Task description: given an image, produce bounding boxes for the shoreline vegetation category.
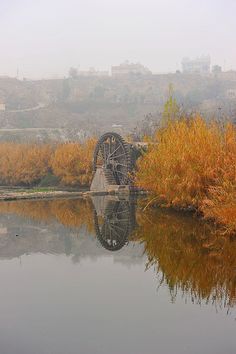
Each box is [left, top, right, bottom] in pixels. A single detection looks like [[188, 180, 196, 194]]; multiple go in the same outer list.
[[0, 197, 235, 307], [0, 138, 96, 187], [0, 93, 235, 235], [0, 188, 86, 201], [136, 116, 236, 236]]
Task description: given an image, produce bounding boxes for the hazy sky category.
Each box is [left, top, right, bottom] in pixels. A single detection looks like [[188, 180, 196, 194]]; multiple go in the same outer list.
[[1, 0, 235, 78]]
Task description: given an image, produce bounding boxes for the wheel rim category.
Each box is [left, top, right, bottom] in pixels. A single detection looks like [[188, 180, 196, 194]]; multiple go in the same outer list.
[[93, 132, 131, 185], [94, 200, 131, 251]]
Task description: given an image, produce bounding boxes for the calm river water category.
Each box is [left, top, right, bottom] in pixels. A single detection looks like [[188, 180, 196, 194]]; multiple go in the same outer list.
[[0, 196, 235, 354]]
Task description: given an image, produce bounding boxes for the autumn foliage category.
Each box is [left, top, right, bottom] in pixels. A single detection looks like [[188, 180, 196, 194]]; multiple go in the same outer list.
[[0, 143, 53, 185], [51, 139, 96, 186], [0, 195, 235, 307], [0, 138, 95, 186], [134, 207, 236, 307], [136, 116, 236, 235]]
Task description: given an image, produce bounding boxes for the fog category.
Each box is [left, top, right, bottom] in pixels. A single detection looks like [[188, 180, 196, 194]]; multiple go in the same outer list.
[[0, 0, 235, 78]]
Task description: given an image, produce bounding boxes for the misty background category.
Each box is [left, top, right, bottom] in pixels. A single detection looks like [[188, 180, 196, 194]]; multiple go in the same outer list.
[[0, 0, 235, 142], [1, 0, 236, 78]]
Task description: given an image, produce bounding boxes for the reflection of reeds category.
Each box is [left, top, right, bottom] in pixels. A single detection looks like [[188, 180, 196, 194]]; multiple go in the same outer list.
[[1, 197, 236, 308], [134, 207, 236, 308], [50, 199, 94, 232], [0, 201, 52, 222], [0, 199, 94, 233]]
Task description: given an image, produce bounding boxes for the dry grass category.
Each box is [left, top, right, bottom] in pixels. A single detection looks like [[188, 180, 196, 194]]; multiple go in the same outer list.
[[51, 138, 96, 186], [0, 143, 53, 185], [136, 116, 236, 235], [0, 138, 96, 186]]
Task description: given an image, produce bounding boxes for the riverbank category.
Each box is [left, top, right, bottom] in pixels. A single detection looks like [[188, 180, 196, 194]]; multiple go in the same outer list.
[[0, 186, 143, 201], [136, 117, 236, 236], [0, 188, 86, 201]]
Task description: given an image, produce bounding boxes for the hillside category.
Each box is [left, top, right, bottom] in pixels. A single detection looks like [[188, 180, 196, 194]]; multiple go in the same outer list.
[[0, 72, 235, 141]]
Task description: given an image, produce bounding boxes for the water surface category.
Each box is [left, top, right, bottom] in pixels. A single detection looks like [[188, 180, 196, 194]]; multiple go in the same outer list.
[[0, 197, 235, 354]]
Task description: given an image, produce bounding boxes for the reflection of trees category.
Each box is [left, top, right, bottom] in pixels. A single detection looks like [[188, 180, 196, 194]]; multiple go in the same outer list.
[[0, 199, 94, 232], [134, 207, 236, 308], [1, 198, 236, 308], [50, 199, 93, 232], [0, 198, 142, 264]]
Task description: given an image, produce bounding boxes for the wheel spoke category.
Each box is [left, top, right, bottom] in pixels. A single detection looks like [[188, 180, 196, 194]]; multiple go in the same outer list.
[[116, 170, 128, 176], [108, 224, 123, 238], [112, 210, 128, 215], [109, 223, 127, 232], [103, 143, 107, 164], [113, 153, 126, 159], [109, 144, 121, 158], [116, 162, 128, 167]]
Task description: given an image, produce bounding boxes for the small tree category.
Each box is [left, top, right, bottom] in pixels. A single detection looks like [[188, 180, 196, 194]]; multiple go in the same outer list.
[[162, 84, 180, 125]]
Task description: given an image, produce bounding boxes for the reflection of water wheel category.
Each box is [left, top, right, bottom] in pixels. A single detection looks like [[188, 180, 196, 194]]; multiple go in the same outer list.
[[93, 132, 131, 185], [94, 200, 134, 251]]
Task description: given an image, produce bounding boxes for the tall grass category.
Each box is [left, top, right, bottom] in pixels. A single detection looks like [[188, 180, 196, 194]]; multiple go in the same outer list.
[[0, 139, 95, 186], [136, 116, 236, 235], [0, 143, 53, 185], [51, 138, 96, 186]]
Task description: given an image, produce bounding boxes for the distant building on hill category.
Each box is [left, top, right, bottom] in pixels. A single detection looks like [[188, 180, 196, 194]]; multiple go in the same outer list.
[[226, 88, 236, 99], [182, 56, 211, 74], [111, 61, 152, 76], [212, 65, 222, 74], [218, 70, 236, 81], [78, 68, 109, 77]]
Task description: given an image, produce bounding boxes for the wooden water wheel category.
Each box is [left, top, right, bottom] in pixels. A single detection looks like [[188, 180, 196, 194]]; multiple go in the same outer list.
[[94, 198, 135, 251], [93, 132, 132, 185]]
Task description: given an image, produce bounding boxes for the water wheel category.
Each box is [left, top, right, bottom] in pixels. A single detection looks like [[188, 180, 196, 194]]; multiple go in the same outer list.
[[94, 199, 134, 251], [93, 132, 132, 185]]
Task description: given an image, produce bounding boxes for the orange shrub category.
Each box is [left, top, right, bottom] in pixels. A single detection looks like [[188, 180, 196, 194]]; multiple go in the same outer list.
[[51, 138, 96, 186], [0, 139, 96, 187], [0, 143, 53, 185], [136, 117, 236, 234], [202, 184, 236, 234]]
